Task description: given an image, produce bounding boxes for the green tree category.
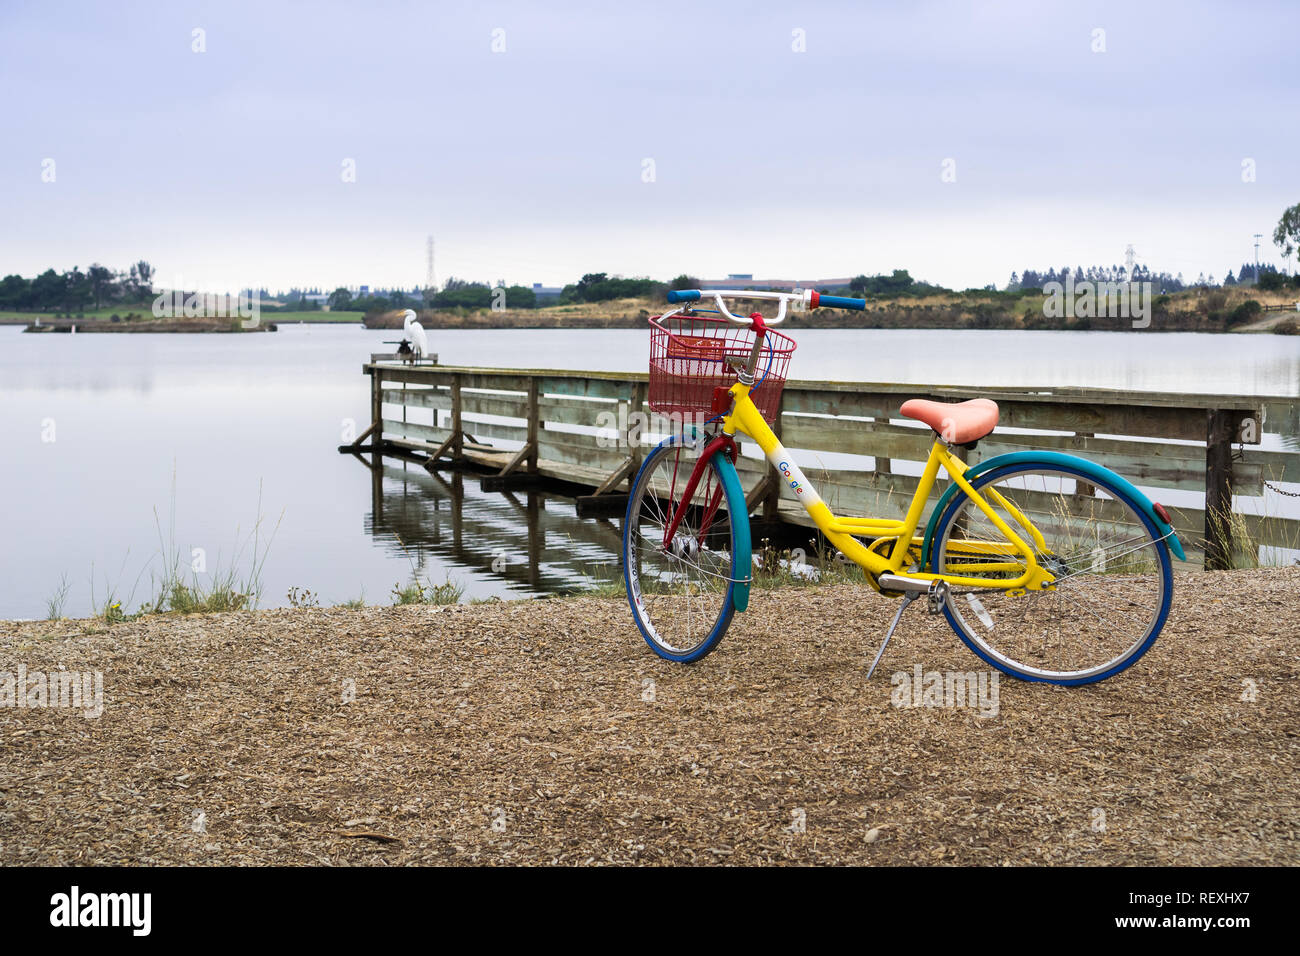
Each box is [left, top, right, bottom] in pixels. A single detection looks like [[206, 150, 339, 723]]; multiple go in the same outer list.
[[1258, 270, 1287, 292], [567, 272, 663, 303], [0, 274, 31, 310], [502, 285, 537, 309], [432, 278, 493, 309], [362, 296, 391, 314], [124, 262, 154, 302], [327, 287, 353, 311], [1274, 203, 1300, 274], [848, 270, 916, 296], [87, 264, 115, 310], [134, 260, 153, 295], [63, 267, 92, 313], [30, 269, 65, 310]]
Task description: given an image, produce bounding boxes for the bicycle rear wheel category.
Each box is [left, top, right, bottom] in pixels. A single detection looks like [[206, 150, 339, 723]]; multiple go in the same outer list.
[[930, 462, 1173, 685], [623, 437, 743, 663]]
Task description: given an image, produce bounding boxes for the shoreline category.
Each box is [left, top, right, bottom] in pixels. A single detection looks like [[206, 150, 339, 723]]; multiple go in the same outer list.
[[3, 570, 1296, 865], [21, 320, 277, 333]]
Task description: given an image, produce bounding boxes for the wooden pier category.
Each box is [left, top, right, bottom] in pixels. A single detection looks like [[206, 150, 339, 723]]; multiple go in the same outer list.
[[341, 360, 1300, 569]]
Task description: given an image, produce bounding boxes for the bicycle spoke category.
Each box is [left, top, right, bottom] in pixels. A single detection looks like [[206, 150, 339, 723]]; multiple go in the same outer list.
[[626, 441, 736, 656], [936, 466, 1171, 681]]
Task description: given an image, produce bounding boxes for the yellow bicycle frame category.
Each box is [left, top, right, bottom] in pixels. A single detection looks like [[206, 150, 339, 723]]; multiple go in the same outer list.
[[722, 381, 1057, 592]]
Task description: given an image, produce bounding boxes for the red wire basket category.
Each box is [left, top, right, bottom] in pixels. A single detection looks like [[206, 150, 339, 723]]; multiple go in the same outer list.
[[648, 312, 796, 424]]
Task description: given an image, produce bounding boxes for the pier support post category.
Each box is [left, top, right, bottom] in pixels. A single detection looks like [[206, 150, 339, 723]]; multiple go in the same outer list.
[[528, 377, 540, 474], [1073, 433, 1096, 497], [630, 381, 645, 472], [451, 375, 464, 460], [762, 393, 785, 519], [874, 415, 892, 476], [1205, 409, 1235, 570], [339, 368, 383, 454]]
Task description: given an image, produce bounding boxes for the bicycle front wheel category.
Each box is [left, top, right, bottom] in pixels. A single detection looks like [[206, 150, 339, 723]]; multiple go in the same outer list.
[[623, 437, 743, 663], [930, 463, 1173, 685]]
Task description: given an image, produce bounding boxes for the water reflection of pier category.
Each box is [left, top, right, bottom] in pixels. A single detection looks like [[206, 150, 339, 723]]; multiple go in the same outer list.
[[362, 457, 624, 594]]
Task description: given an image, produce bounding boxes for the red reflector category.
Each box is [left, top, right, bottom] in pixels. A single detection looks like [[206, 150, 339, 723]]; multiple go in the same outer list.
[[1153, 502, 1171, 524], [711, 387, 732, 415]]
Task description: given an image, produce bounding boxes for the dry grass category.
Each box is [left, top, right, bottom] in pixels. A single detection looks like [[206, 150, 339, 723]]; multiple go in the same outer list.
[[1, 567, 1297, 866]]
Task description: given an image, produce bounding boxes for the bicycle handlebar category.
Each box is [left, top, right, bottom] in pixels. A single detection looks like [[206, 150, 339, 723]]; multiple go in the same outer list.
[[665, 288, 866, 325], [814, 293, 867, 311]]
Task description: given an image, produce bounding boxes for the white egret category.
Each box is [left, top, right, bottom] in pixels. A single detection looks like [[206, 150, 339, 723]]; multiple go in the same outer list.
[[402, 309, 428, 362]]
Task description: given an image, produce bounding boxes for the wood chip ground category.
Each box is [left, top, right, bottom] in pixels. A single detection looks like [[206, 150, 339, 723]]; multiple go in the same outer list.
[[1, 568, 1296, 865]]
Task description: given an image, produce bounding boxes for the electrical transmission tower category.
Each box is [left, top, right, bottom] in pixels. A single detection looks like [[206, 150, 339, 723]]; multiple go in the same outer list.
[[425, 235, 436, 304]]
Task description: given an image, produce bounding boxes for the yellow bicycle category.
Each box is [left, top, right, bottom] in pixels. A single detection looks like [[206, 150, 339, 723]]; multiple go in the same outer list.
[[622, 288, 1185, 685]]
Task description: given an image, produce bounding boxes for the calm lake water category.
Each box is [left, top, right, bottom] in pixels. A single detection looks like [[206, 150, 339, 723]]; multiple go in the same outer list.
[[2, 322, 1298, 620]]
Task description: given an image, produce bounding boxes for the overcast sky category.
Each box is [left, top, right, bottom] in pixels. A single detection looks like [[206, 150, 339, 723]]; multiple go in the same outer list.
[[1, 0, 1295, 293]]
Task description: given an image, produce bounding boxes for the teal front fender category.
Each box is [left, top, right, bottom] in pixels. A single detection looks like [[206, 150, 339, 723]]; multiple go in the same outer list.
[[921, 450, 1187, 569], [712, 450, 753, 612]]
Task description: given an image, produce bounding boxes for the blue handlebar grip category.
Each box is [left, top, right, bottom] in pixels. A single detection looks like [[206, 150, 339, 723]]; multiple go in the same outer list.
[[666, 289, 701, 303], [817, 294, 866, 311]]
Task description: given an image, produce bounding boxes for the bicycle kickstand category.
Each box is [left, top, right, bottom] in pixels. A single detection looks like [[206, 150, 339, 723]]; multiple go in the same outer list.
[[867, 591, 919, 679]]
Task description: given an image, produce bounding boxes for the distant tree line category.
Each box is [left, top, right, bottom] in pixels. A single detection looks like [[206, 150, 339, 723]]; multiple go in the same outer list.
[[1005, 262, 1298, 294], [11, 203, 1299, 321], [433, 278, 537, 310], [558, 273, 665, 304], [334, 273, 675, 314], [0, 261, 154, 314], [844, 270, 945, 297], [1004, 204, 1300, 295], [1009, 264, 1185, 293], [1227, 262, 1297, 291]]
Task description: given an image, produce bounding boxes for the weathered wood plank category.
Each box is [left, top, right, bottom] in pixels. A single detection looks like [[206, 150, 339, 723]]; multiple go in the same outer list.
[[535, 458, 634, 487], [1240, 446, 1300, 484], [384, 435, 497, 457], [537, 376, 637, 401], [536, 432, 635, 472], [381, 387, 450, 410], [460, 393, 530, 418], [381, 418, 449, 444], [460, 419, 528, 443], [781, 415, 934, 462], [537, 395, 620, 427], [780, 387, 1261, 443], [375, 366, 535, 392], [363, 363, 1298, 558]]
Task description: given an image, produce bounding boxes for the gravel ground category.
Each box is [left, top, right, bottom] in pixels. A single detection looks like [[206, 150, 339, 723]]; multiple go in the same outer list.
[[1, 568, 1297, 866]]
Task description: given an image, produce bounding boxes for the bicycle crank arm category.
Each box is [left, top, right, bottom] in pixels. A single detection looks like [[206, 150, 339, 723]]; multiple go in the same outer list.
[[877, 576, 951, 614], [876, 574, 942, 593]]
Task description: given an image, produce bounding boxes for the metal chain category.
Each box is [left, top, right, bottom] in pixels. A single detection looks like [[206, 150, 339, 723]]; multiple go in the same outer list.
[[1236, 440, 1299, 496], [1264, 479, 1300, 497]]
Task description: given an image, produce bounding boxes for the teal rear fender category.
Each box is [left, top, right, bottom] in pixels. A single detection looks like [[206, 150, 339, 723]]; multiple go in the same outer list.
[[921, 450, 1187, 568], [712, 450, 753, 612]]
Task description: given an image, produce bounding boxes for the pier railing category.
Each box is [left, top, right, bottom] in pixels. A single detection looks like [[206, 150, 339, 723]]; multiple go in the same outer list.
[[343, 361, 1300, 569]]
